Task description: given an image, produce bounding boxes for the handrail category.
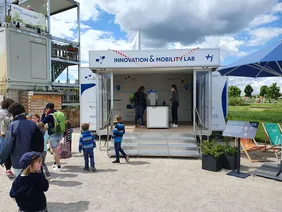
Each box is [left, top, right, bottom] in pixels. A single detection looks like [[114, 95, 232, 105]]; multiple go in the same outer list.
[[105, 108, 113, 153], [195, 108, 203, 157], [98, 107, 113, 151], [195, 108, 203, 128]]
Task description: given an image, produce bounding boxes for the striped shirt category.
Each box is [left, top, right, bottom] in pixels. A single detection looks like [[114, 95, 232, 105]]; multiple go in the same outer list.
[[79, 131, 96, 151]]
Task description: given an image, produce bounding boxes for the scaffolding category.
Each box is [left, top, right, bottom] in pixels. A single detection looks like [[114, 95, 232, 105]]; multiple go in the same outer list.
[[0, 0, 80, 105]]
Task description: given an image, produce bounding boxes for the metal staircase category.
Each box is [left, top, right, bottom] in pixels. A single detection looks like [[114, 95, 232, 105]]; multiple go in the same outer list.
[[108, 132, 200, 158]]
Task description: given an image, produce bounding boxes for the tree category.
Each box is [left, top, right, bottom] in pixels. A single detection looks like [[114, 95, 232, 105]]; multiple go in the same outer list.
[[266, 83, 281, 100], [259, 85, 268, 97], [244, 84, 254, 97], [228, 86, 241, 97]]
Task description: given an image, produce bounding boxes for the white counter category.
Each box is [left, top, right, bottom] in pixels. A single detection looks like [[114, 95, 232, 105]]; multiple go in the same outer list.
[[147, 106, 169, 128]]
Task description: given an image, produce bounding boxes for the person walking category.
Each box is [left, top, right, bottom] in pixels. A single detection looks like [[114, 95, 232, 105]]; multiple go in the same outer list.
[[112, 115, 129, 164], [0, 103, 37, 177], [0, 98, 15, 178], [41, 103, 65, 171], [37, 122, 51, 180], [134, 86, 147, 128], [169, 84, 179, 127]]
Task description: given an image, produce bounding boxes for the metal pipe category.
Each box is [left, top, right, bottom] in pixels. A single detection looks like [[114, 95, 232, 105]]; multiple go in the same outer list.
[[47, 0, 52, 83], [66, 66, 69, 83], [193, 69, 196, 133], [77, 3, 80, 84], [4, 0, 6, 20], [138, 28, 141, 50]]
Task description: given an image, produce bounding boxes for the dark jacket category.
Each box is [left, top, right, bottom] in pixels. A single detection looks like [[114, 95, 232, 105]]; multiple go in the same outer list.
[[10, 173, 49, 212], [41, 110, 56, 135], [134, 91, 147, 107], [0, 115, 37, 168]]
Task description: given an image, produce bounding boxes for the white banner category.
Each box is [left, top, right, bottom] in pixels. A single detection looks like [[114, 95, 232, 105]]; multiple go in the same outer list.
[[212, 72, 228, 131], [80, 68, 97, 131], [11, 4, 46, 30], [89, 48, 220, 69]]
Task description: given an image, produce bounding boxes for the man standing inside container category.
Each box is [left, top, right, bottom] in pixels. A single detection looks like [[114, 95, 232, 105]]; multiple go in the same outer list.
[[134, 86, 147, 128], [41, 103, 65, 171]]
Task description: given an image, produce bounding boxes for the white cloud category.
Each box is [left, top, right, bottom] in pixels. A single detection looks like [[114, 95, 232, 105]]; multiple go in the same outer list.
[[49, 0, 282, 85], [228, 77, 282, 95], [250, 14, 280, 28], [248, 2, 282, 28], [168, 35, 247, 62], [272, 2, 282, 13], [80, 29, 131, 63], [97, 0, 278, 47], [247, 27, 282, 46], [50, 0, 100, 40]]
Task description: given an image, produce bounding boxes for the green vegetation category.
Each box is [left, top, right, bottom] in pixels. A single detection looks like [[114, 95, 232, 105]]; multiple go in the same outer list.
[[228, 97, 247, 106], [228, 103, 282, 142], [244, 84, 254, 97], [200, 140, 224, 158], [228, 85, 241, 97]]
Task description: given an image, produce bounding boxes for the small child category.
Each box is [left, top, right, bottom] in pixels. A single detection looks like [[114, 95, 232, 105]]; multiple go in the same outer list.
[[37, 122, 51, 180], [79, 123, 96, 172], [112, 115, 129, 163], [10, 151, 49, 212], [64, 120, 73, 153]]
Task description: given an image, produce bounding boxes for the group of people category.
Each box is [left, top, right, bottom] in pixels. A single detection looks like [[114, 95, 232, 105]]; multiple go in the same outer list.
[[0, 98, 130, 211], [0, 84, 179, 211], [133, 84, 180, 127]]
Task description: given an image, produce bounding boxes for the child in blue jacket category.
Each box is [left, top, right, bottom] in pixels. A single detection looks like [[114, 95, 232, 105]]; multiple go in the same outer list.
[[79, 123, 96, 171], [112, 115, 129, 163]]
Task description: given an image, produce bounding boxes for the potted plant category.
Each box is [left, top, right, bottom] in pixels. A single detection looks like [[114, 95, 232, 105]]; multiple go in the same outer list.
[[200, 140, 224, 172], [222, 145, 237, 170]]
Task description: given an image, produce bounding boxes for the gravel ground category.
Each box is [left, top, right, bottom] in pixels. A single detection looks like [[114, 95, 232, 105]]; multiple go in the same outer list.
[[0, 129, 281, 212]]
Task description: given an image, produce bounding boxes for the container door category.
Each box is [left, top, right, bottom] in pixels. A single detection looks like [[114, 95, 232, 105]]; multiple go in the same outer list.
[[193, 70, 212, 135], [96, 73, 112, 135]]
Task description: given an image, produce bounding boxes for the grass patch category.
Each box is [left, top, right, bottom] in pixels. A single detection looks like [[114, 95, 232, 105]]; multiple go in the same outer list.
[[228, 103, 282, 143]]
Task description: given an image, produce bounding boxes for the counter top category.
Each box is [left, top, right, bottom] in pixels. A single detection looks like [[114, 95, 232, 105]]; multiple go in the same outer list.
[[147, 105, 170, 107]]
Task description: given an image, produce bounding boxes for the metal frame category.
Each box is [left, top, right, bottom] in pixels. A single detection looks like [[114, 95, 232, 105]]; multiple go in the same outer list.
[[193, 69, 213, 136]]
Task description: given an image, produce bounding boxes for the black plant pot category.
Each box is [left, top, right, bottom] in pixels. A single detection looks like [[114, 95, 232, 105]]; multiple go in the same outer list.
[[222, 153, 237, 170], [202, 155, 223, 172]]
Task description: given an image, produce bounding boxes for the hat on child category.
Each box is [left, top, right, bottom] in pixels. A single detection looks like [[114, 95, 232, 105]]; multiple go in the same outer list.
[[19, 152, 41, 170]]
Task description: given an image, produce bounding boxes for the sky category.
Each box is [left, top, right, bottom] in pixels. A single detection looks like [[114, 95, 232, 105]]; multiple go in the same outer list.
[[51, 0, 282, 95]]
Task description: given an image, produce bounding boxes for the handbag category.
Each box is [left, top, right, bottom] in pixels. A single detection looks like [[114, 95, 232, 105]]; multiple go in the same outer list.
[[58, 137, 72, 159]]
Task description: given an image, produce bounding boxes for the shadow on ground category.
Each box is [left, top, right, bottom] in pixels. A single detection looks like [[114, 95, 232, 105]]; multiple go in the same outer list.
[[46, 162, 68, 166], [128, 161, 151, 166], [49, 180, 82, 187], [49, 172, 77, 179], [95, 168, 118, 173], [62, 165, 118, 173], [48, 201, 89, 212]]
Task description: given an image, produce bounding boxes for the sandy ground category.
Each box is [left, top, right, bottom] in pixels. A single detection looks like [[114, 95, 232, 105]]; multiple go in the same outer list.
[[0, 129, 281, 212]]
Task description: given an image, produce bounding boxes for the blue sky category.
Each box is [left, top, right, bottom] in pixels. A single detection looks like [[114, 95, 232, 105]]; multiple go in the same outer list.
[[52, 0, 282, 94]]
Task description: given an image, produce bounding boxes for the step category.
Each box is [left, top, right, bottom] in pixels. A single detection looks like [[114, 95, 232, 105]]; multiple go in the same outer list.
[[108, 142, 198, 149], [168, 150, 200, 157], [106, 131, 199, 158], [108, 150, 200, 158], [123, 133, 195, 139]]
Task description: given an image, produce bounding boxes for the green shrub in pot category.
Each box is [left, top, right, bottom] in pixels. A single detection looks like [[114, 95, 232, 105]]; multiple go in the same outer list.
[[200, 140, 224, 172]]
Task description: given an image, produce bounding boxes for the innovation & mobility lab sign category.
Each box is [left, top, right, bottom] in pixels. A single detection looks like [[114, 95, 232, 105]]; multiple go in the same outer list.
[[89, 48, 220, 68]]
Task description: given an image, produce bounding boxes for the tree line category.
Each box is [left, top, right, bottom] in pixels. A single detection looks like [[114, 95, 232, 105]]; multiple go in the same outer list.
[[228, 83, 281, 100]]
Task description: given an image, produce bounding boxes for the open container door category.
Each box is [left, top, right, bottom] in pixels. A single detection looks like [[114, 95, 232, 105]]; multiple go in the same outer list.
[[96, 73, 113, 136], [193, 70, 212, 136]]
